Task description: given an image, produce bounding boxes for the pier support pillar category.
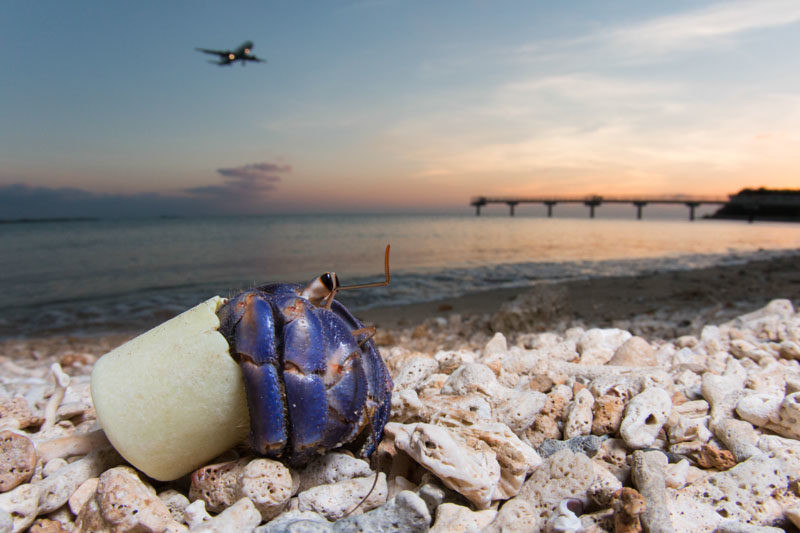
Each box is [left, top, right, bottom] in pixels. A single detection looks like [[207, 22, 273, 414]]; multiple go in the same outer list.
[[584, 199, 602, 218], [634, 201, 647, 220], [507, 201, 518, 216], [685, 202, 700, 221], [471, 197, 487, 216], [545, 201, 556, 218]]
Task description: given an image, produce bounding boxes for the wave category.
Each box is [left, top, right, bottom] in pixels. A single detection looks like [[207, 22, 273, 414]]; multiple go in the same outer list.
[[1, 247, 797, 339]]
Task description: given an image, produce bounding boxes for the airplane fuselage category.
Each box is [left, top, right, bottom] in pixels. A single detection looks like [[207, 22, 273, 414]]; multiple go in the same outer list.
[[196, 40, 265, 66]]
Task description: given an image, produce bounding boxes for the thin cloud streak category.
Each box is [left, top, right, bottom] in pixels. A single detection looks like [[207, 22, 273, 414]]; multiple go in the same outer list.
[[185, 162, 291, 198], [604, 0, 800, 54], [506, 0, 800, 64]]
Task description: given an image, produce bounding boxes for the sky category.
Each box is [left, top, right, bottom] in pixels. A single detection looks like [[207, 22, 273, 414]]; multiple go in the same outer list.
[[2, 0, 800, 218]]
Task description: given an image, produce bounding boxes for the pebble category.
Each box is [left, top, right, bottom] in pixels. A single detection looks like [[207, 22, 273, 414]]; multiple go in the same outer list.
[[183, 499, 211, 529], [716, 522, 787, 533], [74, 466, 182, 532], [692, 442, 737, 470], [1, 298, 800, 532], [392, 356, 438, 391], [296, 452, 372, 492], [0, 431, 36, 492], [430, 502, 496, 533], [591, 394, 625, 435], [297, 472, 388, 520], [386, 422, 500, 508], [620, 387, 672, 449], [29, 517, 70, 532], [191, 497, 261, 533], [608, 336, 657, 367], [563, 387, 594, 438], [631, 450, 673, 533], [67, 477, 97, 515], [493, 389, 546, 433], [612, 487, 646, 533], [189, 458, 249, 512], [255, 510, 330, 533], [0, 397, 43, 431], [35, 447, 121, 514], [486, 449, 596, 532], [0, 483, 41, 532], [537, 435, 607, 458], [577, 328, 632, 365], [158, 489, 190, 524], [587, 460, 622, 507], [332, 490, 430, 532], [239, 458, 293, 521]]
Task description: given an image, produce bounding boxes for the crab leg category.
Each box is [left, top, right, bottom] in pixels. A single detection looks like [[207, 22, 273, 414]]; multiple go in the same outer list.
[[227, 292, 289, 456], [350, 326, 377, 348]]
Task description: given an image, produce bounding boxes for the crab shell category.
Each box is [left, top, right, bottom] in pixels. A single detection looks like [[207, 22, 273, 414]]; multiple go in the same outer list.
[[216, 282, 393, 466]]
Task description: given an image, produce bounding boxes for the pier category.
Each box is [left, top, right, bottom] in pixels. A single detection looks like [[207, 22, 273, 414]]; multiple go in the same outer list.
[[470, 195, 727, 220]]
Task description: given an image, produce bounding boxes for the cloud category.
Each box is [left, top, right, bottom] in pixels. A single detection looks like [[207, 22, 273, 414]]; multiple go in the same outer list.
[[186, 162, 291, 198], [387, 71, 800, 194], [217, 162, 291, 180], [0, 161, 293, 219], [603, 0, 800, 55], [508, 0, 800, 64]]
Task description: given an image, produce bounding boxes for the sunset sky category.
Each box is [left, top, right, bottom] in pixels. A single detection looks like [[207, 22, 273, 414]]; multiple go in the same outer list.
[[2, 0, 799, 217]]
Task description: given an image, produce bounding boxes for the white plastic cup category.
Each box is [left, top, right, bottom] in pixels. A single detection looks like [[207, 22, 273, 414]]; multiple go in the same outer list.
[[91, 296, 250, 480]]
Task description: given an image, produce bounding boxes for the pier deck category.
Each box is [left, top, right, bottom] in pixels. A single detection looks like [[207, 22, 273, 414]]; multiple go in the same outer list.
[[469, 195, 727, 220]]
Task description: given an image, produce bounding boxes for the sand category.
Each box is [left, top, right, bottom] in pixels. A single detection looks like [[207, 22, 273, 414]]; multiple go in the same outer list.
[[367, 253, 800, 333]]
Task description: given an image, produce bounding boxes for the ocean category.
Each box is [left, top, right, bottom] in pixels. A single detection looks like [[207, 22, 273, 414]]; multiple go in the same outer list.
[[2, 214, 799, 338]]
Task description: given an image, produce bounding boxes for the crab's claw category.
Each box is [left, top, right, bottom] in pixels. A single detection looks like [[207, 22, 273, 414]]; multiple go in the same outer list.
[[218, 292, 288, 456]]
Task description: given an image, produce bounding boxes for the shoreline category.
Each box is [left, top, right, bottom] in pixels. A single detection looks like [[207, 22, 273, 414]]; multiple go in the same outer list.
[[365, 252, 800, 332], [1, 251, 798, 361]]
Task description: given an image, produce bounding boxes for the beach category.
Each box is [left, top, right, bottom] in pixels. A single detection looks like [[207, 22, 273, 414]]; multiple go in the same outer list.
[[369, 252, 800, 337], [3, 252, 799, 362], [1, 252, 800, 531]]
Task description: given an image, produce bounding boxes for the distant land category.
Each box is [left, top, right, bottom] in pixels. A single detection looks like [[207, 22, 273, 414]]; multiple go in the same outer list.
[[0, 217, 100, 224], [708, 188, 800, 222]]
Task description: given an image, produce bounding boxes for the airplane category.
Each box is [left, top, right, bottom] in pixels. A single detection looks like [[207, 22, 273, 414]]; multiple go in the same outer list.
[[195, 41, 266, 66]]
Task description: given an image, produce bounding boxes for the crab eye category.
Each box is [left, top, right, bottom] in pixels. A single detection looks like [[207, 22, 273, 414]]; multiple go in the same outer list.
[[320, 272, 338, 292]]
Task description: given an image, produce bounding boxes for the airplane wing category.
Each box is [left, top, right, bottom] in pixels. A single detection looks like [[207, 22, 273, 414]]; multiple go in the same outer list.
[[195, 47, 228, 57], [244, 55, 267, 63]]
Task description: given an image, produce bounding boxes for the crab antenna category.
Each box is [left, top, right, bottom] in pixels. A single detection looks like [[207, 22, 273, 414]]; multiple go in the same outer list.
[[336, 244, 391, 292]]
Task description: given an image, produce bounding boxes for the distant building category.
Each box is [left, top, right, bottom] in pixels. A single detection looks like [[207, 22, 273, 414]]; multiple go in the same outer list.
[[708, 188, 800, 222]]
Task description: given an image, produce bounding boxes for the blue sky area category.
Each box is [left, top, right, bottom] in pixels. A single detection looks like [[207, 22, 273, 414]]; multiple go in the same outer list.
[[2, 1, 799, 217]]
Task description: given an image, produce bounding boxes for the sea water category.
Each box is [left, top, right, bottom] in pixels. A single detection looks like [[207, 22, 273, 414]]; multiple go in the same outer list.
[[1, 213, 799, 338]]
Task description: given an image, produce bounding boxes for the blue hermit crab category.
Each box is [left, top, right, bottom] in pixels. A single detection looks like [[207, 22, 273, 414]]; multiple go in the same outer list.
[[216, 246, 393, 466]]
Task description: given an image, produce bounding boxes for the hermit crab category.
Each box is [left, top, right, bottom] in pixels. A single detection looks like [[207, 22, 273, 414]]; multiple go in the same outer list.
[[216, 245, 393, 466], [91, 246, 394, 481]]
